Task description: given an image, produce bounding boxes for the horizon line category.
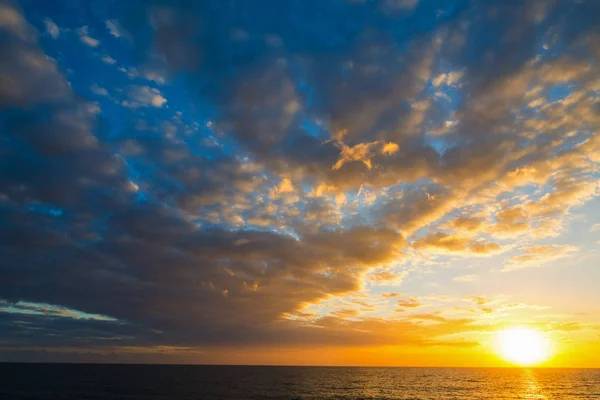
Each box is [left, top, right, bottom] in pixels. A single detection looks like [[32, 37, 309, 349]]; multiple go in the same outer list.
[[1, 361, 598, 369]]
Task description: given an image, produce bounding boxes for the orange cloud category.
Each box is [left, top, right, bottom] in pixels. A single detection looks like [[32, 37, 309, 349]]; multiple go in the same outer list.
[[502, 244, 579, 271], [412, 232, 501, 255]]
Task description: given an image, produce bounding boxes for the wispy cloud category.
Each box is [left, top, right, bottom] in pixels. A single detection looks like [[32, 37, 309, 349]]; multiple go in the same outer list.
[[502, 245, 579, 272], [90, 83, 108, 96], [101, 55, 117, 64], [106, 20, 123, 38], [78, 26, 99, 47], [122, 85, 167, 108], [43, 18, 59, 38]]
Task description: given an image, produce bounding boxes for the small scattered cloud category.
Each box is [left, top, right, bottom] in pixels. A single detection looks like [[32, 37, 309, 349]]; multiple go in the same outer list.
[[123, 86, 167, 108], [269, 177, 295, 199], [382, 142, 399, 155], [43, 18, 59, 38], [368, 270, 407, 284], [464, 296, 491, 306], [78, 26, 100, 47], [432, 70, 463, 87], [381, 292, 403, 298], [332, 141, 379, 171], [90, 83, 108, 96], [143, 71, 166, 85], [395, 296, 421, 311], [101, 55, 117, 65], [106, 20, 123, 38]]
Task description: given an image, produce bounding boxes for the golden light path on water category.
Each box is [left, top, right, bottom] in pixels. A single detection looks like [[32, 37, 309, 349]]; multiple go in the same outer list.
[[520, 369, 547, 400]]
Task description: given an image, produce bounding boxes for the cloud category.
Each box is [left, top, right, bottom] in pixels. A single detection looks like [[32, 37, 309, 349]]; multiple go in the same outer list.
[[464, 296, 491, 306], [269, 177, 295, 198], [1, 0, 600, 360], [381, 292, 402, 298], [0, 7, 70, 106], [1, 301, 116, 321], [78, 26, 99, 47], [502, 245, 579, 272], [431, 70, 463, 87], [90, 84, 108, 96], [396, 296, 421, 310], [368, 270, 407, 284], [142, 71, 166, 85], [123, 86, 167, 108], [43, 18, 59, 38], [332, 141, 379, 171], [106, 20, 123, 38], [443, 217, 485, 232], [382, 142, 400, 155], [0, 1, 33, 41], [101, 55, 117, 64], [332, 309, 360, 319], [413, 232, 501, 255]]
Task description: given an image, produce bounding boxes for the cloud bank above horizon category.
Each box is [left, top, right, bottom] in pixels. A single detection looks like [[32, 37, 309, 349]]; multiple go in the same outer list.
[[1, 0, 600, 365]]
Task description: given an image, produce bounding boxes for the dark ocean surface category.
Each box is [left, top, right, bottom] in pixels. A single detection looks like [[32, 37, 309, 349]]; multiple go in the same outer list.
[[0, 363, 598, 399]]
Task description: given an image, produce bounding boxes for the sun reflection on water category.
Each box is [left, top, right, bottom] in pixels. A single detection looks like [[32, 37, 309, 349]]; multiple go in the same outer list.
[[520, 369, 547, 400]]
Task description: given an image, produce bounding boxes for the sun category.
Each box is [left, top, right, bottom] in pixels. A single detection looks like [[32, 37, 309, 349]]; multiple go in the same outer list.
[[496, 328, 552, 366]]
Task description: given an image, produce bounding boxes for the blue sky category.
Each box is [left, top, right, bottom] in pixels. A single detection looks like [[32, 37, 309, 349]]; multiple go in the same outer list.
[[1, 0, 600, 365]]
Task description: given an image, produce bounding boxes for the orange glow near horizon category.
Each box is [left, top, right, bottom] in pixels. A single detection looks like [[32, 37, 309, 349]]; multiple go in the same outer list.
[[3, 0, 600, 370]]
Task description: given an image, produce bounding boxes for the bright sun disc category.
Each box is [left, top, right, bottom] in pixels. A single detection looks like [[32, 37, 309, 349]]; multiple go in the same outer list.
[[496, 328, 551, 366]]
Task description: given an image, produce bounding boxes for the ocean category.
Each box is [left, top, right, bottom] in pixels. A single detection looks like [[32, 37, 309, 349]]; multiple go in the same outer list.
[[0, 363, 598, 399]]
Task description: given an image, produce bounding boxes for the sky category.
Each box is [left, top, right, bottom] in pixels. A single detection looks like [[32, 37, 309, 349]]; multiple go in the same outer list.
[[1, 0, 600, 367]]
